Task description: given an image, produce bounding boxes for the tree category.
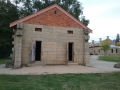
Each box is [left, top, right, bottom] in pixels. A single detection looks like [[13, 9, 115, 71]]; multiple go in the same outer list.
[[18, 0, 89, 26], [115, 34, 120, 43], [115, 34, 120, 46], [116, 42, 120, 46], [100, 40, 110, 56], [0, 1, 19, 57]]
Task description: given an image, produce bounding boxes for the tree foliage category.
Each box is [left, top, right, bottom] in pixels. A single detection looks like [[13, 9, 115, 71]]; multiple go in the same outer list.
[[116, 42, 120, 46], [0, 0, 19, 57], [100, 40, 110, 56], [115, 34, 120, 46], [115, 34, 120, 43]]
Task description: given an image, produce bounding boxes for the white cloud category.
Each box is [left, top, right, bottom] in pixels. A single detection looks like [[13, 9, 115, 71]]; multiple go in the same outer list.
[[84, 5, 111, 17], [79, 0, 120, 42], [89, 17, 120, 41]]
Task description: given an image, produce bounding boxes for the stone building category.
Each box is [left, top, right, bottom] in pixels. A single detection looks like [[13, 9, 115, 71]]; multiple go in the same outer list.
[[89, 36, 120, 55], [10, 4, 92, 68]]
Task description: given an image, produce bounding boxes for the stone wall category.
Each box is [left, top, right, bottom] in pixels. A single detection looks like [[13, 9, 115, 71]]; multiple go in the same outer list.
[[89, 37, 120, 56], [12, 23, 87, 65], [89, 47, 120, 55]]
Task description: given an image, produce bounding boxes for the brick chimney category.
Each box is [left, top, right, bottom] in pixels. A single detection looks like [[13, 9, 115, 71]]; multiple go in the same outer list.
[[107, 36, 109, 39], [99, 38, 102, 42], [92, 40, 94, 46]]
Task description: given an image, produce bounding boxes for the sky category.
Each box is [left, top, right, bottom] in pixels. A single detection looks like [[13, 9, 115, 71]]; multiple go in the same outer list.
[[79, 0, 120, 42]]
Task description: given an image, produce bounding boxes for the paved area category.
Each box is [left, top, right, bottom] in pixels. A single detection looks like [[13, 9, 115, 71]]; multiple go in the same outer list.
[[0, 55, 120, 75], [89, 55, 120, 72]]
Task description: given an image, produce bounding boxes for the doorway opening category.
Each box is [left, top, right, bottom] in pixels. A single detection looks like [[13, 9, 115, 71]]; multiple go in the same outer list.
[[68, 43, 73, 61], [35, 41, 41, 61]]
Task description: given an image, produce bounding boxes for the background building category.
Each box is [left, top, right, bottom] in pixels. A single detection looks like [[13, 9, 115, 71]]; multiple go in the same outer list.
[[89, 36, 120, 55]]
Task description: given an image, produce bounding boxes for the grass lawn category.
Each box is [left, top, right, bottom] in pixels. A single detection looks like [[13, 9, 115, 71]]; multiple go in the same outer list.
[[98, 55, 120, 62], [0, 58, 11, 65], [0, 72, 120, 90]]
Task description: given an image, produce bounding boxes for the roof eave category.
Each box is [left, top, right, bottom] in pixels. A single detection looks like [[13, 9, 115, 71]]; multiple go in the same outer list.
[[10, 4, 93, 33]]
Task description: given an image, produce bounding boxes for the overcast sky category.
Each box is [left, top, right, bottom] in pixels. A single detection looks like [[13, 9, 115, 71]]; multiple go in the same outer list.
[[79, 0, 120, 42]]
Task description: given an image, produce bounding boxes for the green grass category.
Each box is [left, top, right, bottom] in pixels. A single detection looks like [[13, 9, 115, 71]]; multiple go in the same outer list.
[[98, 56, 120, 62], [0, 58, 11, 65], [0, 73, 120, 90]]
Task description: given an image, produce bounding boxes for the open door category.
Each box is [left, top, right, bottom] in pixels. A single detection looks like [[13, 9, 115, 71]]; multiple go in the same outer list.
[[35, 41, 41, 61], [67, 43, 68, 62], [68, 42, 74, 61], [31, 40, 36, 61]]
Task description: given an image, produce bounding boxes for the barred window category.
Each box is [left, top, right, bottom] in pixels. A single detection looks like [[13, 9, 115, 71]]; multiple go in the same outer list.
[[68, 30, 73, 34], [35, 28, 42, 32]]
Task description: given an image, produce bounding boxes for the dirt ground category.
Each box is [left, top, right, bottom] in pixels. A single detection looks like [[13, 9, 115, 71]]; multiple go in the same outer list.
[[0, 55, 120, 75]]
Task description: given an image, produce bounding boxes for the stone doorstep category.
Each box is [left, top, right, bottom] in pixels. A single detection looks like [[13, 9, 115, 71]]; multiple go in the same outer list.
[[27, 61, 79, 66], [28, 61, 46, 66], [67, 61, 79, 65]]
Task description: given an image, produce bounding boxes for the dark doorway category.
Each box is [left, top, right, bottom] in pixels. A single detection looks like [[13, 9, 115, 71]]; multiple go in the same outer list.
[[35, 41, 41, 61], [111, 49, 113, 53], [68, 43, 73, 61], [116, 49, 118, 53]]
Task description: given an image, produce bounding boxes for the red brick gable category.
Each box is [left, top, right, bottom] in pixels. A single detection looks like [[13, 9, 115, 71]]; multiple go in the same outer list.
[[10, 4, 92, 33], [24, 7, 82, 28]]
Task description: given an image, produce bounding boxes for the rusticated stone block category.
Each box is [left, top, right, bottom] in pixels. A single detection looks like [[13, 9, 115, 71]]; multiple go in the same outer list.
[[5, 60, 14, 68], [114, 62, 120, 68], [14, 61, 21, 68]]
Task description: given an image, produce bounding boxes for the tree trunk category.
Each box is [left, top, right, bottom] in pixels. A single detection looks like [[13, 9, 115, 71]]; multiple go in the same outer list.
[[104, 50, 107, 56], [104, 50, 105, 56]]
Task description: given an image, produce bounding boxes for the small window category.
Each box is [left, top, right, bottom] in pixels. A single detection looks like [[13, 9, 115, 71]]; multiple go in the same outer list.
[[35, 28, 42, 32], [68, 30, 73, 34], [94, 50, 95, 53], [54, 10, 57, 14]]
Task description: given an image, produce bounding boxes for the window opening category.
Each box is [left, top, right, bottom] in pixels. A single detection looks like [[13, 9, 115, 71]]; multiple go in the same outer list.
[[68, 30, 73, 34], [35, 28, 42, 32], [111, 49, 113, 53], [54, 10, 57, 14], [99, 49, 100, 53]]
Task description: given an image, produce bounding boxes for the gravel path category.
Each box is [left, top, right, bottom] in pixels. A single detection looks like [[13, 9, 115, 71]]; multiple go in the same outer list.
[[0, 55, 120, 75], [89, 55, 120, 72]]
